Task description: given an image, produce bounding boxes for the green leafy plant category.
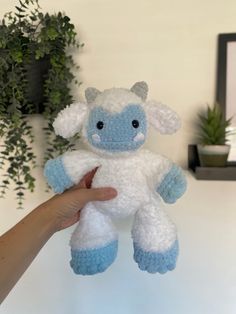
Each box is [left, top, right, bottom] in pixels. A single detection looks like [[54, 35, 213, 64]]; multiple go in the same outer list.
[[0, 0, 83, 208], [198, 104, 232, 145]]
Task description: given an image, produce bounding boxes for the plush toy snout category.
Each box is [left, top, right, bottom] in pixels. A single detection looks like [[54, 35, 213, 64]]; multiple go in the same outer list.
[[86, 104, 147, 152]]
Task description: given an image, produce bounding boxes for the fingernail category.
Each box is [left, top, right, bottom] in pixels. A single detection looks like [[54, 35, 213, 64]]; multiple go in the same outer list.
[[103, 188, 117, 198]]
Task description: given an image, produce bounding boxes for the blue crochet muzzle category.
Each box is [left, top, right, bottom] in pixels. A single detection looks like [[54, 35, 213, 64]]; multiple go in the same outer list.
[[86, 104, 147, 152]]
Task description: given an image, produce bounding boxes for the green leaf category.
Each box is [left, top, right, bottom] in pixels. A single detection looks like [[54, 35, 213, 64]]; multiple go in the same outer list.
[[29, 15, 37, 21], [15, 6, 25, 13], [15, 13, 25, 19], [19, 0, 28, 9], [46, 28, 59, 40], [35, 49, 44, 60]]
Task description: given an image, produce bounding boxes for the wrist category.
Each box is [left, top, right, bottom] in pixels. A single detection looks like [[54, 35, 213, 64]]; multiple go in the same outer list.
[[35, 201, 59, 235]]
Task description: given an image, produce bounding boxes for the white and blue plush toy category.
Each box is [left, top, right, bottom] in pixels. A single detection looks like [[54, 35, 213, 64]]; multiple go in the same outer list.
[[44, 81, 187, 275]]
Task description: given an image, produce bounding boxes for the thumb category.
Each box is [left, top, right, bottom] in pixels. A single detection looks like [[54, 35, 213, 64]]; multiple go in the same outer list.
[[72, 187, 117, 205]]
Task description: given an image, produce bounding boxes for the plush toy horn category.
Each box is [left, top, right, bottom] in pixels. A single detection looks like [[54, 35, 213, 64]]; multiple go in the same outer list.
[[85, 87, 101, 104], [131, 81, 148, 101], [53, 103, 88, 139], [146, 100, 181, 134]]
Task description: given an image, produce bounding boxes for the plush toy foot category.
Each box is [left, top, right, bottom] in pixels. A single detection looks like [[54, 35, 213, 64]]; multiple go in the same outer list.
[[70, 240, 118, 275], [133, 240, 179, 274]]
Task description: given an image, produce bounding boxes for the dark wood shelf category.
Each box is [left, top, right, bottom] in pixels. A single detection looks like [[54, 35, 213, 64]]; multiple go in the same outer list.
[[188, 145, 236, 181]]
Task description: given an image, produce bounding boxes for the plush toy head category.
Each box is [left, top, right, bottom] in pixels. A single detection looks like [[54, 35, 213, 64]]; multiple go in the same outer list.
[[53, 81, 180, 154]]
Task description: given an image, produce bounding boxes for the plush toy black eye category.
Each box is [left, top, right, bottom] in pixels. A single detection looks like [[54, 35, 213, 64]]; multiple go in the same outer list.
[[132, 120, 139, 128], [96, 121, 104, 130]]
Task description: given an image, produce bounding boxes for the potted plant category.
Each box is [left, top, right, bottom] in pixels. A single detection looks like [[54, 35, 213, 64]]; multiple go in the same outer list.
[[197, 104, 232, 167], [0, 0, 83, 208]]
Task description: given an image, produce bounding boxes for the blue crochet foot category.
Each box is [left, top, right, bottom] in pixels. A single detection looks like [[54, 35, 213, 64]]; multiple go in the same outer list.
[[70, 240, 118, 275], [133, 240, 179, 274]]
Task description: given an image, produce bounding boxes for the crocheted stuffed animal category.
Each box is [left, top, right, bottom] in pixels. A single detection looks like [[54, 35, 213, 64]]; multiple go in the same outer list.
[[44, 81, 187, 275]]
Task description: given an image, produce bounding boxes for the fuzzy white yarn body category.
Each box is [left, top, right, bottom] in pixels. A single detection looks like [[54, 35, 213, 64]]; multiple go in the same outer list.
[[64, 148, 171, 219], [63, 148, 177, 252]]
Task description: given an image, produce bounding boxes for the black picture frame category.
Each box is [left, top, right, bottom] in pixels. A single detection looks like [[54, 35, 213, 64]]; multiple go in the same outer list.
[[216, 33, 236, 116], [216, 33, 236, 162]]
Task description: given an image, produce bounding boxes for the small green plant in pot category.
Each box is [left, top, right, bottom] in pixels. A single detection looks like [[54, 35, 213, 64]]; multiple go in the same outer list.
[[197, 104, 232, 167]]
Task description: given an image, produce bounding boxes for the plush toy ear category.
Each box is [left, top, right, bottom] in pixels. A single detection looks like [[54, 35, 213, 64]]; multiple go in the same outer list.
[[53, 103, 88, 139], [146, 100, 181, 134], [130, 81, 148, 101], [85, 87, 101, 104]]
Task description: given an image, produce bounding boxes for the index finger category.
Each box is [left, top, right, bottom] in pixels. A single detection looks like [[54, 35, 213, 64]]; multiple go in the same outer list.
[[71, 168, 98, 190]]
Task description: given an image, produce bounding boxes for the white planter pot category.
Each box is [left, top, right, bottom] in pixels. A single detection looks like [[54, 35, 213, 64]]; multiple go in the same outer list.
[[197, 144, 230, 167]]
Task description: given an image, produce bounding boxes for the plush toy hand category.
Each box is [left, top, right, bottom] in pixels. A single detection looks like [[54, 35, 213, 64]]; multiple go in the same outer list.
[[157, 164, 187, 204], [44, 156, 74, 194]]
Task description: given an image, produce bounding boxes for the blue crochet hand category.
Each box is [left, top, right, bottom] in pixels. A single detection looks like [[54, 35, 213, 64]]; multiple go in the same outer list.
[[44, 157, 74, 194], [70, 240, 118, 275], [157, 164, 187, 204], [133, 240, 179, 274]]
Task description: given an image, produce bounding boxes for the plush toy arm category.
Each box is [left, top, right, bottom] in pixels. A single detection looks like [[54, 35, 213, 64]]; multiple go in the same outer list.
[[44, 150, 101, 194], [156, 164, 187, 204], [143, 150, 186, 204], [44, 156, 74, 194]]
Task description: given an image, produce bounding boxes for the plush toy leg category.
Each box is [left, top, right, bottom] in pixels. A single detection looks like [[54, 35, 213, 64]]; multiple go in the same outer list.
[[70, 203, 118, 275], [132, 197, 178, 274]]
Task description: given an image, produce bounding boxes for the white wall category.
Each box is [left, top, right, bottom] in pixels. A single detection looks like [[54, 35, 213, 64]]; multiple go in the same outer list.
[[1, 0, 236, 313]]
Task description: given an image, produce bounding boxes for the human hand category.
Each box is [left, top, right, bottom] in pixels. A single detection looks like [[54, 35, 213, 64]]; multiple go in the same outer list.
[[41, 168, 117, 232]]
